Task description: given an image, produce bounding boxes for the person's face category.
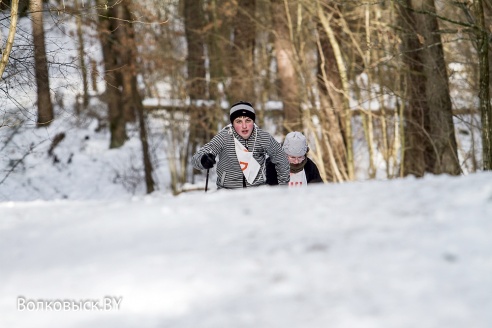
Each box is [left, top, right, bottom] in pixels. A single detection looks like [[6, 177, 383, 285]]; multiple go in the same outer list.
[[233, 116, 254, 139], [287, 155, 305, 164]]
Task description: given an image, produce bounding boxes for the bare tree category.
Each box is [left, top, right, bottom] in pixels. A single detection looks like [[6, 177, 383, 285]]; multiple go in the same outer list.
[[229, 0, 256, 101], [74, 0, 89, 109], [398, 0, 460, 176], [473, 0, 491, 169], [30, 0, 54, 126], [312, 1, 349, 182], [0, 0, 19, 78], [271, 0, 302, 133], [96, 0, 127, 148], [119, 1, 155, 193], [487, 2, 492, 110], [184, 0, 206, 100], [203, 0, 231, 103], [183, 0, 218, 185], [398, 1, 433, 177], [315, 0, 355, 180]]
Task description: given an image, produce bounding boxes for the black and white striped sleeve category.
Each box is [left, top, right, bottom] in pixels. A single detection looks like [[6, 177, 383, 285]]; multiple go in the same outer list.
[[192, 131, 227, 170]]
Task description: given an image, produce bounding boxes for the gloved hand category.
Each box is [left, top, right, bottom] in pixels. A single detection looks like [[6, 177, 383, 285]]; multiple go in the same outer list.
[[200, 153, 216, 169]]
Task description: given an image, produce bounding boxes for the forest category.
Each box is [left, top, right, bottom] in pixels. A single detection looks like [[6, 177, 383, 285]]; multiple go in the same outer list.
[[0, 0, 491, 194]]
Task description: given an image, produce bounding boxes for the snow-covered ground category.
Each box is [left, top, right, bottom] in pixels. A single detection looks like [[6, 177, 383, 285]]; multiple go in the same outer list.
[[1, 172, 492, 328]]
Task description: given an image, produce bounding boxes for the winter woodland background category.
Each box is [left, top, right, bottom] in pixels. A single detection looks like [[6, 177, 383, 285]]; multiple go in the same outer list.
[[0, 0, 491, 197]]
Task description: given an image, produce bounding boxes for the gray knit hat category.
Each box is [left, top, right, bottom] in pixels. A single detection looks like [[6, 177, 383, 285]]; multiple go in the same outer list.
[[282, 132, 308, 157], [230, 101, 256, 123]]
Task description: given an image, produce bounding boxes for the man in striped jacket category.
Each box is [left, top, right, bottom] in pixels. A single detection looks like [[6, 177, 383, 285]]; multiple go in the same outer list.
[[192, 101, 290, 189]]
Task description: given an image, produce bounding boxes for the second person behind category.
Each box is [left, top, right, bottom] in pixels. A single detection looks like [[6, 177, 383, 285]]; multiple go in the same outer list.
[[266, 131, 323, 187]]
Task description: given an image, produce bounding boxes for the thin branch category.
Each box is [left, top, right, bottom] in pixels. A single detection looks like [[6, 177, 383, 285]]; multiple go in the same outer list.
[[0, 139, 47, 185], [392, 0, 479, 30]]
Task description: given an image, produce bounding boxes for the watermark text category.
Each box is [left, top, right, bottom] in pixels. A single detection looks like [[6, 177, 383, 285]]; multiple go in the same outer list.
[[17, 296, 122, 311]]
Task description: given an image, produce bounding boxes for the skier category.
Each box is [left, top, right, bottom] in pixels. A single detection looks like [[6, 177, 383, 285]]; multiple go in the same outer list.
[[266, 131, 323, 187], [192, 101, 290, 189]]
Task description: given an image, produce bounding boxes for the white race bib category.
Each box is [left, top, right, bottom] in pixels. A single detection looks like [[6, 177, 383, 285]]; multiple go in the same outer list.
[[289, 170, 307, 187], [234, 137, 261, 184]]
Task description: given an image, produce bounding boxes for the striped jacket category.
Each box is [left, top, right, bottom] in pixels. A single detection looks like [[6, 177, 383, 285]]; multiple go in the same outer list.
[[192, 125, 290, 189]]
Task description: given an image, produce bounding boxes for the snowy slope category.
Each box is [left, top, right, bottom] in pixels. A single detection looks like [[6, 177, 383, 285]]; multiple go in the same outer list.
[[1, 172, 492, 328]]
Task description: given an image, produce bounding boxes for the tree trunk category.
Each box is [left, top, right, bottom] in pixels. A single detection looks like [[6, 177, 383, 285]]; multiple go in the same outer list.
[[484, 1, 492, 108], [75, 0, 88, 109], [412, 0, 460, 175], [474, 0, 492, 170], [204, 0, 231, 103], [121, 0, 155, 193], [184, 0, 216, 183], [184, 0, 206, 100], [30, 0, 54, 126], [202, 0, 231, 138], [136, 94, 155, 194], [399, 0, 460, 176], [271, 0, 302, 134], [0, 0, 19, 78], [113, 1, 136, 123], [399, 2, 432, 177], [229, 0, 256, 102], [96, 0, 127, 148]]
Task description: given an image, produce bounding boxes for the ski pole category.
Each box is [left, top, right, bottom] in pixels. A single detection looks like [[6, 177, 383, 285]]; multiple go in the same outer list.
[[205, 169, 210, 193]]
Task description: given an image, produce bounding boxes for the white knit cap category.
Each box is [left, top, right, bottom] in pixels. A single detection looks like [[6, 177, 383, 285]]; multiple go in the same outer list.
[[282, 132, 308, 156]]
